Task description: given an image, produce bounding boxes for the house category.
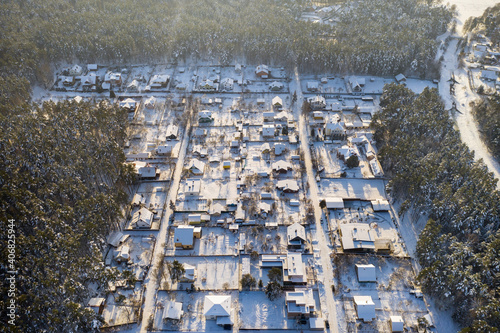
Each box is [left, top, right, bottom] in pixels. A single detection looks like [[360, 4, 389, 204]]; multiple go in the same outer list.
[[390, 316, 404, 332], [312, 111, 324, 121], [198, 79, 217, 91], [138, 165, 158, 180], [188, 158, 206, 175], [259, 201, 272, 217], [355, 264, 376, 282], [199, 110, 213, 123], [324, 197, 344, 209], [256, 98, 265, 105], [308, 95, 326, 109], [307, 81, 319, 91], [107, 231, 130, 248], [285, 289, 315, 318], [371, 199, 390, 211], [204, 295, 232, 328], [87, 64, 98, 72], [481, 69, 498, 81], [115, 244, 130, 262], [349, 77, 364, 95], [325, 122, 346, 137], [104, 71, 122, 85], [222, 161, 231, 169], [81, 75, 97, 91], [163, 301, 183, 321], [287, 223, 306, 249], [157, 143, 174, 156], [340, 223, 376, 251], [119, 98, 137, 111], [395, 73, 406, 83], [184, 179, 201, 196], [220, 78, 234, 91], [235, 63, 242, 74], [274, 111, 290, 122], [166, 124, 179, 140], [69, 64, 83, 76], [235, 203, 246, 222], [182, 264, 196, 281], [62, 76, 75, 86], [260, 254, 287, 267], [260, 192, 273, 200], [309, 317, 325, 330], [150, 74, 170, 88], [263, 111, 275, 122], [353, 296, 376, 322], [74, 96, 84, 105], [274, 143, 286, 155], [130, 207, 154, 229], [276, 179, 299, 193], [255, 64, 270, 78], [87, 297, 106, 315], [144, 96, 156, 109], [369, 159, 383, 177], [174, 225, 201, 249], [283, 253, 306, 285], [272, 96, 283, 110], [188, 214, 202, 225], [201, 97, 213, 105], [262, 124, 276, 138], [269, 81, 284, 91], [127, 79, 140, 92], [193, 145, 208, 158], [272, 160, 292, 173], [337, 146, 357, 161]]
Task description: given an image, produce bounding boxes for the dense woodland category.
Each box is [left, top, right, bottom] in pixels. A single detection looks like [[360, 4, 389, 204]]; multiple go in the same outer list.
[[0, 77, 135, 331], [0, 0, 453, 82], [372, 84, 500, 332]]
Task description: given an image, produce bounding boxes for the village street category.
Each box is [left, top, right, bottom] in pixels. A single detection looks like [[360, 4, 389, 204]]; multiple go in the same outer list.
[[139, 107, 193, 333], [291, 67, 346, 333]]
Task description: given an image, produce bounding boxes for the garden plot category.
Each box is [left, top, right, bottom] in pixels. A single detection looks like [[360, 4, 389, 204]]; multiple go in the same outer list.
[[153, 290, 239, 332], [314, 143, 343, 175], [134, 182, 168, 210], [165, 227, 239, 256], [166, 256, 239, 291], [318, 178, 386, 200], [102, 289, 141, 327], [301, 75, 347, 94], [242, 226, 288, 254]]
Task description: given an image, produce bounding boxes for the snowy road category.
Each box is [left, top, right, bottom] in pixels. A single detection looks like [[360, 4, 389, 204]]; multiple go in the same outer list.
[[291, 68, 346, 333], [139, 106, 192, 333], [439, 36, 500, 188]]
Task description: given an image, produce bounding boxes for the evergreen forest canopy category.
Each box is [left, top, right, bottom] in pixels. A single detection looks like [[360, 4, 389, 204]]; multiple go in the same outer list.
[[0, 0, 453, 83], [372, 84, 500, 332], [0, 78, 136, 332]]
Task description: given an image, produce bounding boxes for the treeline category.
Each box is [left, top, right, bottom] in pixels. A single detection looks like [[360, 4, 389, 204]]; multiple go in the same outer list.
[[372, 84, 500, 332], [0, 0, 452, 81], [0, 78, 135, 332], [472, 95, 500, 160], [463, 3, 500, 44]]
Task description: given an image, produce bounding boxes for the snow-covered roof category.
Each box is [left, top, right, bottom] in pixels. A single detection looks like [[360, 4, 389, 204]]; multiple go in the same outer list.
[[130, 207, 153, 228], [287, 222, 306, 244], [276, 179, 299, 192], [119, 98, 137, 110], [390, 315, 404, 332], [204, 295, 231, 317], [174, 225, 195, 246], [353, 296, 375, 321], [272, 96, 283, 106], [324, 197, 344, 209], [340, 223, 376, 251], [355, 264, 376, 282], [163, 301, 183, 320], [188, 158, 205, 174], [371, 199, 390, 211], [272, 160, 292, 172], [184, 178, 201, 194]]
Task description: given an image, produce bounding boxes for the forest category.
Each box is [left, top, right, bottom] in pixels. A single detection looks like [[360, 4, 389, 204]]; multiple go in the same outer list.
[[463, 3, 500, 44], [0, 0, 453, 82], [0, 77, 136, 332], [372, 84, 500, 332]]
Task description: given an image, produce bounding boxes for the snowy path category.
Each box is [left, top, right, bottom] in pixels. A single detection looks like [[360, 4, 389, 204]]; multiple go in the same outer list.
[[439, 36, 500, 188], [139, 106, 192, 333], [291, 68, 346, 333]]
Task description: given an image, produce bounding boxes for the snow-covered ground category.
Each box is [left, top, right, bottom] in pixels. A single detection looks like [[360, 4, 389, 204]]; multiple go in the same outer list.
[[449, 0, 498, 28]]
